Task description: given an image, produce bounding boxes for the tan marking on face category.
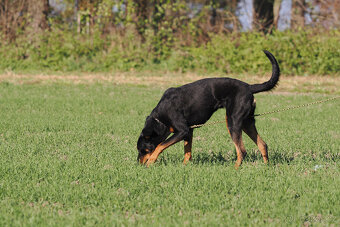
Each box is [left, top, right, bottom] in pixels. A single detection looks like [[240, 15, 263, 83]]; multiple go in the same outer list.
[[169, 127, 174, 133]]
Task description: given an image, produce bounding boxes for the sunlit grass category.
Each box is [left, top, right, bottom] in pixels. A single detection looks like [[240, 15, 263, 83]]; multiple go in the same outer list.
[[0, 81, 339, 226]]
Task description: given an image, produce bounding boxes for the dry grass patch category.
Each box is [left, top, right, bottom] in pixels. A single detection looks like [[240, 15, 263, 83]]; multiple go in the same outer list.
[[0, 71, 339, 94]]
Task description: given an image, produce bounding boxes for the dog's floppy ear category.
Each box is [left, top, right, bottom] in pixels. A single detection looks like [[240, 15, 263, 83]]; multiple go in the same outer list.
[[141, 116, 155, 136], [153, 119, 168, 136], [142, 116, 168, 137]]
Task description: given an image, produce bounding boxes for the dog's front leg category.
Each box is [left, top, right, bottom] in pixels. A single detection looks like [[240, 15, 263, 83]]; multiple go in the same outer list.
[[146, 130, 188, 167], [183, 128, 193, 164]]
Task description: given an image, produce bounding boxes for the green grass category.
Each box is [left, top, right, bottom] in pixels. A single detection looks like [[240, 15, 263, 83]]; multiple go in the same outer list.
[[0, 81, 339, 226]]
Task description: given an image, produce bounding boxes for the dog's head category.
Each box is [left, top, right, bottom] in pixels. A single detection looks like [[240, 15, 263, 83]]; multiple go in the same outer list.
[[137, 116, 171, 164]]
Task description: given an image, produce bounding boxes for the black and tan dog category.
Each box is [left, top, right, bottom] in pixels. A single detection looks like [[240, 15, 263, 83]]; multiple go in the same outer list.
[[137, 50, 280, 168]]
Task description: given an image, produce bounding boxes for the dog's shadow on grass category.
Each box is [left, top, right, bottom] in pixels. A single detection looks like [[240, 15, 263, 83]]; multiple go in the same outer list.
[[158, 149, 339, 166], [245, 150, 296, 164], [192, 152, 231, 165], [188, 150, 296, 165]]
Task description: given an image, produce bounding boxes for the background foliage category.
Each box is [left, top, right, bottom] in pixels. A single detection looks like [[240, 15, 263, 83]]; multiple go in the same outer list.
[[0, 0, 339, 75]]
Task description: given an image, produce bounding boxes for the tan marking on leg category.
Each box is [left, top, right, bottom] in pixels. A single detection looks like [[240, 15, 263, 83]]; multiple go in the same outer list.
[[243, 124, 268, 164], [139, 153, 151, 164], [183, 152, 192, 164], [233, 135, 246, 169], [169, 127, 174, 133], [183, 129, 193, 164], [146, 144, 167, 166], [256, 135, 268, 163], [239, 137, 247, 156], [225, 115, 231, 136], [183, 139, 192, 165], [146, 138, 178, 167], [227, 115, 246, 168]]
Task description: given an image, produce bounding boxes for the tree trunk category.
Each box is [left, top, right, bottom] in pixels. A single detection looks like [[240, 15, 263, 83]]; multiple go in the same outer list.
[[253, 0, 274, 33], [273, 0, 282, 29], [0, 0, 27, 41], [291, 0, 305, 29], [27, 0, 49, 35], [134, 0, 148, 42]]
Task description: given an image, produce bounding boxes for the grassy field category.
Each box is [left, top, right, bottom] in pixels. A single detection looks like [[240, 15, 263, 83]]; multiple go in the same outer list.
[[0, 74, 339, 226]]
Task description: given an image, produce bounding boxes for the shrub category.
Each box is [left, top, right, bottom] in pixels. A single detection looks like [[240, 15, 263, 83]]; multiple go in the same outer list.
[[0, 29, 339, 75]]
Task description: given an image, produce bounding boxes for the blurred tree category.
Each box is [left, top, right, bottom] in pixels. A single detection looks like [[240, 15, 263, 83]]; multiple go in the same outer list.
[[253, 0, 274, 32], [209, 0, 239, 33], [307, 0, 340, 28], [27, 0, 49, 36], [76, 0, 95, 34], [1, 0, 340, 44], [0, 0, 27, 41], [134, 0, 148, 42], [273, 0, 281, 28], [291, 0, 305, 29]]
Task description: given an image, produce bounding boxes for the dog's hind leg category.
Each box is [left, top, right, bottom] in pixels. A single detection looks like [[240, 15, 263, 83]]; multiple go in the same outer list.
[[226, 115, 246, 169], [231, 132, 246, 169], [243, 119, 268, 164], [183, 128, 193, 164]]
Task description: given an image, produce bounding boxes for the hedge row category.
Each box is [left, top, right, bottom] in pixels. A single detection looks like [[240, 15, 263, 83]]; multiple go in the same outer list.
[[0, 29, 339, 75]]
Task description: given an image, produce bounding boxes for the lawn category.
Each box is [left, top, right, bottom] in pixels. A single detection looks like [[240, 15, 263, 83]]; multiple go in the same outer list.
[[0, 74, 339, 226]]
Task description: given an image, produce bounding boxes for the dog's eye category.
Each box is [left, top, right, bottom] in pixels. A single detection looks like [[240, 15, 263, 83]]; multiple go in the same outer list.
[[145, 136, 150, 139]]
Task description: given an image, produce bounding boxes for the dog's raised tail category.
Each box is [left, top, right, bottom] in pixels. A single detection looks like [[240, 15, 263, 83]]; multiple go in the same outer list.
[[250, 50, 280, 94]]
